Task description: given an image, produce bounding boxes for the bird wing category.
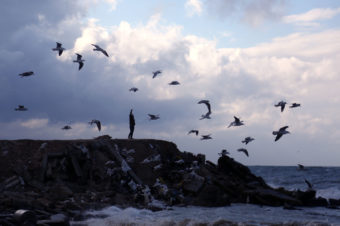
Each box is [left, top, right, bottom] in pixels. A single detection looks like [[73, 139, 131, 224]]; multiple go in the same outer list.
[[102, 50, 109, 57], [56, 42, 62, 47], [234, 116, 240, 123], [279, 126, 289, 131], [304, 179, 312, 189], [76, 54, 82, 60], [79, 62, 84, 70], [281, 104, 285, 112], [96, 121, 101, 131], [275, 133, 283, 141], [58, 49, 63, 56], [205, 102, 211, 113]]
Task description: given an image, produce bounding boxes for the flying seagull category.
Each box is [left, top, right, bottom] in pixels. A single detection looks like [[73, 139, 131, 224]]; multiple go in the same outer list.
[[218, 149, 230, 157], [198, 100, 211, 119], [52, 42, 65, 56], [275, 101, 287, 112], [91, 44, 109, 57], [237, 148, 249, 157], [15, 105, 27, 111], [73, 54, 85, 70], [129, 87, 138, 92], [148, 114, 160, 120], [242, 137, 255, 145], [228, 116, 244, 128], [152, 70, 162, 79], [188, 130, 199, 136], [169, 81, 180, 85], [19, 71, 34, 77], [290, 103, 301, 108], [272, 126, 290, 141], [200, 134, 212, 140], [89, 119, 101, 131], [62, 125, 72, 130]]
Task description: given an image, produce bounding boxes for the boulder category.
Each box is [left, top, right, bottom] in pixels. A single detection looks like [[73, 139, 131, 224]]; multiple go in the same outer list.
[[182, 172, 205, 193]]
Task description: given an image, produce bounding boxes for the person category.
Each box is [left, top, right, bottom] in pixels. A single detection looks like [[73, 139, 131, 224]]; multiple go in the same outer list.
[[128, 109, 135, 139]]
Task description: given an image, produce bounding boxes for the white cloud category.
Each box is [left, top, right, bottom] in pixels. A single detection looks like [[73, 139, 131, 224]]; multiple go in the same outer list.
[[20, 118, 49, 129], [185, 0, 203, 16], [283, 7, 340, 26]]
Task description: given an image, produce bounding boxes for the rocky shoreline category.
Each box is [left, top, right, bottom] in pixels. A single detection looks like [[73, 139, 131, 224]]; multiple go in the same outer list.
[[0, 136, 339, 225]]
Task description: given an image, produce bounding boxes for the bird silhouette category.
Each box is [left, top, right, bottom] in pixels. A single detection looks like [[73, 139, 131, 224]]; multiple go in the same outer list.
[[15, 105, 27, 111], [273, 126, 290, 141], [129, 87, 138, 92], [169, 81, 180, 85], [152, 70, 162, 78], [228, 116, 244, 128], [200, 134, 212, 140], [188, 130, 199, 136], [19, 71, 34, 77], [73, 54, 85, 70], [91, 44, 109, 57], [52, 42, 65, 56], [237, 148, 249, 157], [242, 137, 255, 145], [89, 119, 101, 131], [148, 114, 160, 120], [275, 101, 287, 112]]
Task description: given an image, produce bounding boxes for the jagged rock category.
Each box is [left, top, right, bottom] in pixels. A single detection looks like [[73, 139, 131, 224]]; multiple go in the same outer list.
[[329, 198, 340, 206], [182, 172, 205, 193]]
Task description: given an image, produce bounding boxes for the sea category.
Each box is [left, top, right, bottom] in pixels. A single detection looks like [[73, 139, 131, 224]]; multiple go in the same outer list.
[[71, 166, 340, 226]]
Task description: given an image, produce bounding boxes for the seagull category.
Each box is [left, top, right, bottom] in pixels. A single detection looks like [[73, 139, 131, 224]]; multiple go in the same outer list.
[[129, 87, 138, 92], [148, 114, 160, 120], [218, 149, 230, 156], [242, 137, 255, 145], [62, 125, 72, 130], [52, 42, 65, 56], [15, 105, 27, 111], [168, 81, 180, 85], [275, 101, 287, 112], [91, 44, 109, 57], [237, 148, 249, 157], [304, 179, 313, 190], [200, 134, 212, 140], [290, 103, 301, 108], [228, 116, 244, 128], [188, 130, 199, 136], [272, 126, 290, 141], [199, 112, 211, 120], [152, 70, 162, 78], [73, 54, 85, 70], [89, 119, 101, 131], [19, 71, 34, 77], [198, 100, 211, 117]]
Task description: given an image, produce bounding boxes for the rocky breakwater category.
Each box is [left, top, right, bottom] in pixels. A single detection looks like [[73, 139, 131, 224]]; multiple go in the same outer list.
[[0, 136, 337, 225]]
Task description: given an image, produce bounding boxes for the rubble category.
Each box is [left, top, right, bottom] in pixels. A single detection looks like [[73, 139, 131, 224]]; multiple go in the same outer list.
[[0, 137, 338, 223]]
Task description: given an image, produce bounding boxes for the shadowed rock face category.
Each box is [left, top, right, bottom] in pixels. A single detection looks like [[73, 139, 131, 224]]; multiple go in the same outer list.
[[0, 136, 335, 223]]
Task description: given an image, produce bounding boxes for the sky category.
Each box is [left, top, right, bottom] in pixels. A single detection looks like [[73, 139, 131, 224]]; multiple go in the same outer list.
[[1, 0, 340, 166]]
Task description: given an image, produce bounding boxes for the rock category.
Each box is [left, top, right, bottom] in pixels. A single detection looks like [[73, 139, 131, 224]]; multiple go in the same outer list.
[[329, 198, 340, 206], [191, 184, 230, 207], [37, 213, 70, 226], [182, 172, 205, 193], [14, 209, 37, 226]]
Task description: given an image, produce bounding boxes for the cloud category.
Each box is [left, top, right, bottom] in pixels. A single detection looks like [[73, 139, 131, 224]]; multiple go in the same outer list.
[[283, 7, 340, 26], [185, 0, 203, 16], [205, 0, 287, 26]]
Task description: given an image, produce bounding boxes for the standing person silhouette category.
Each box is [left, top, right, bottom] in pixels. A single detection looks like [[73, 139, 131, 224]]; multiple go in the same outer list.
[[128, 109, 135, 139]]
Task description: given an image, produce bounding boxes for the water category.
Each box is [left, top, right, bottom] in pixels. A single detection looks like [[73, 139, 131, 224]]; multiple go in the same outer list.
[[71, 166, 340, 226]]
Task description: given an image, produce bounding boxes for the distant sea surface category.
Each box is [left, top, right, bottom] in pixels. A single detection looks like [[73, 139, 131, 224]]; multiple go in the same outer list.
[[71, 166, 340, 226]]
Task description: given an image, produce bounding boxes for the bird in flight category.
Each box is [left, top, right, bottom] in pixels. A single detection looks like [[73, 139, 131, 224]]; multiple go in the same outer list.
[[218, 149, 230, 156], [275, 101, 287, 112], [89, 119, 101, 131], [198, 100, 211, 119], [91, 44, 109, 57], [237, 148, 249, 157], [52, 42, 65, 56], [188, 130, 199, 136], [228, 116, 244, 128], [242, 137, 255, 145], [73, 54, 85, 70], [129, 87, 138, 92], [19, 71, 34, 77], [200, 134, 212, 140], [304, 179, 313, 190], [62, 125, 72, 130], [272, 126, 290, 141], [290, 103, 301, 108], [15, 105, 27, 111], [152, 70, 162, 78], [297, 164, 305, 170], [168, 81, 180, 85], [148, 114, 160, 120]]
